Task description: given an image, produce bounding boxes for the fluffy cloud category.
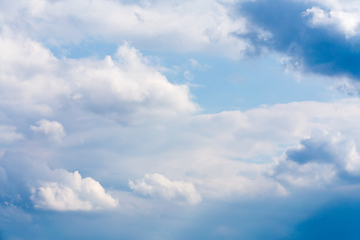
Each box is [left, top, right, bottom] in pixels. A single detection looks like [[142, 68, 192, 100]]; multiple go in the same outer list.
[[70, 43, 199, 121], [0, 32, 199, 124], [117, 99, 360, 199], [0, 151, 118, 211], [305, 0, 360, 36], [31, 119, 66, 143], [304, 6, 360, 37], [270, 129, 360, 188], [4, 0, 360, 238], [238, 0, 360, 80], [129, 173, 202, 205], [31, 170, 118, 211], [0, 30, 64, 116]]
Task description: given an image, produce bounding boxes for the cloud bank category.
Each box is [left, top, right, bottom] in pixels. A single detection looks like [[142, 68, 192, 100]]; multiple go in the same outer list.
[[1, 0, 360, 238], [0, 0, 248, 58]]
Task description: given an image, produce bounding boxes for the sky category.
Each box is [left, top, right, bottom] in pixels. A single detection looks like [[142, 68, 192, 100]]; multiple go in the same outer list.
[[1, 0, 360, 239]]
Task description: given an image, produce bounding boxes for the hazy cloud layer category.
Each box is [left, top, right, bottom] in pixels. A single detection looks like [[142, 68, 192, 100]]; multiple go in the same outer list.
[[272, 129, 360, 188], [0, 0, 249, 58], [1, 31, 360, 210]]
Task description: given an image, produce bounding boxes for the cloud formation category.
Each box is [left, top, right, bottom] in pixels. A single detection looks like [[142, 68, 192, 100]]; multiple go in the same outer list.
[[2, 0, 360, 238], [0, 151, 118, 211], [0, 32, 199, 125], [239, 0, 360, 80], [271, 129, 360, 188], [0, 0, 248, 58], [31, 119, 66, 143], [129, 173, 202, 205], [31, 170, 118, 211]]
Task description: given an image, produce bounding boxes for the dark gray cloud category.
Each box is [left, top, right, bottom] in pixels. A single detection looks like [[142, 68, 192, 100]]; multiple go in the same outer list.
[[238, 0, 360, 80]]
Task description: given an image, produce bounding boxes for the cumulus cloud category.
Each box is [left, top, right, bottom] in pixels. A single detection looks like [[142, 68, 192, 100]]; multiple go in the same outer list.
[[271, 155, 338, 188], [47, 98, 360, 201], [4, 0, 360, 238], [304, 6, 360, 37], [7, 97, 360, 208], [0, 151, 118, 211], [129, 173, 202, 205], [286, 130, 360, 172], [238, 0, 360, 80], [120, 99, 360, 199], [71, 43, 199, 121], [0, 30, 64, 116], [31, 119, 66, 143], [0, 32, 199, 124], [31, 170, 118, 211], [305, 0, 360, 35], [271, 129, 360, 188]]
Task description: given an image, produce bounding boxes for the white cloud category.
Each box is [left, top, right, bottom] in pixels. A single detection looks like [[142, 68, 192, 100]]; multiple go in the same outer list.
[[70, 43, 200, 121], [129, 173, 202, 205], [0, 33, 199, 124], [4, 0, 360, 237], [270, 129, 360, 188], [31, 170, 118, 211], [3, 15, 360, 208], [0, 30, 65, 116], [304, 6, 360, 37], [118, 99, 360, 200], [0, 0, 249, 59], [0, 151, 118, 211], [3, 75, 360, 208], [271, 157, 338, 188], [285, 129, 360, 173], [31, 119, 66, 143], [299, 0, 360, 37]]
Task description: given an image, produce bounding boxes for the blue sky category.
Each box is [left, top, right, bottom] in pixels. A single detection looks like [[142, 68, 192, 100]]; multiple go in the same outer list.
[[1, 0, 360, 239]]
